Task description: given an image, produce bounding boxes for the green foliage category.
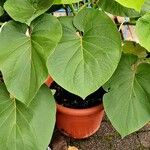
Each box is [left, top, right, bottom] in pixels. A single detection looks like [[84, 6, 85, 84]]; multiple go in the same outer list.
[[141, 0, 150, 14], [98, 0, 150, 17], [47, 8, 121, 98], [0, 83, 56, 150], [115, 0, 145, 11], [4, 0, 55, 25], [98, 0, 140, 17], [136, 12, 150, 52], [0, 14, 62, 104], [0, 0, 150, 148], [123, 41, 147, 58], [104, 54, 150, 137], [54, 0, 81, 4], [0, 6, 4, 17]]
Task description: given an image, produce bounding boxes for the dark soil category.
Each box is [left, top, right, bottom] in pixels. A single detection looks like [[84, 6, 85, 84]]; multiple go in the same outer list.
[[50, 82, 106, 109]]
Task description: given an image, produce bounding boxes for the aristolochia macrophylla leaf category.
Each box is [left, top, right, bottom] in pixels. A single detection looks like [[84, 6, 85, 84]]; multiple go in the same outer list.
[[0, 83, 56, 150], [0, 6, 4, 17], [104, 54, 150, 137], [98, 0, 140, 17], [47, 8, 121, 98], [136, 12, 150, 52], [98, 0, 150, 17], [0, 14, 62, 104], [115, 0, 145, 11], [54, 0, 81, 4], [4, 0, 54, 25]]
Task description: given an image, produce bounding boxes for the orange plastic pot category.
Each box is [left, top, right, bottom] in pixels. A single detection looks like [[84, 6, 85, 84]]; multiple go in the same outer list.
[[56, 103, 104, 139], [45, 75, 53, 87]]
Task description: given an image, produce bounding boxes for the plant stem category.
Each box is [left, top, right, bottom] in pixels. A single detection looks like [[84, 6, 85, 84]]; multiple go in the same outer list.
[[116, 22, 136, 26], [90, 0, 99, 9], [132, 58, 150, 71], [69, 4, 76, 16], [114, 17, 124, 40], [63, 4, 69, 16], [78, 3, 88, 12], [77, 2, 80, 11]]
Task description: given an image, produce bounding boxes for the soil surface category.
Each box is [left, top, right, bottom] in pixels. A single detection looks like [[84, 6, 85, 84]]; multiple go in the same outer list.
[[50, 82, 105, 109]]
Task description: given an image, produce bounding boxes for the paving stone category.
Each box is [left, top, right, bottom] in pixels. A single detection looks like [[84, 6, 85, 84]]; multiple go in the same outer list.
[[70, 135, 113, 150], [50, 120, 150, 150], [98, 121, 141, 150], [139, 123, 150, 132], [70, 131, 141, 150], [134, 147, 150, 150], [69, 121, 118, 150], [96, 121, 118, 136], [138, 131, 150, 148], [112, 134, 141, 150], [50, 130, 68, 150]]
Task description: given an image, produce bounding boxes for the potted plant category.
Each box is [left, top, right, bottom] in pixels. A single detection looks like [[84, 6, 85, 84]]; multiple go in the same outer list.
[[50, 82, 105, 139], [45, 75, 54, 87], [47, 0, 150, 139], [0, 0, 62, 149], [0, 0, 150, 149], [46, 1, 122, 139]]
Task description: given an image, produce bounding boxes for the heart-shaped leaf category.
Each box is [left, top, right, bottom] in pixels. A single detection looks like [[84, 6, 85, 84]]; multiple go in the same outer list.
[[0, 14, 62, 104], [0, 83, 56, 150], [98, 0, 140, 17], [47, 8, 121, 98], [54, 0, 81, 4], [136, 12, 150, 52], [104, 54, 150, 137], [115, 0, 145, 11], [98, 0, 150, 17], [4, 0, 54, 25]]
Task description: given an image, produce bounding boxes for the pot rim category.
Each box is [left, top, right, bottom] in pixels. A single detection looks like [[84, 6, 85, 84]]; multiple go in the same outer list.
[[57, 103, 104, 116]]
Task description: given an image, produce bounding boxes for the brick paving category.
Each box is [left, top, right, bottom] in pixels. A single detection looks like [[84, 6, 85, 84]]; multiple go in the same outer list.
[[50, 114, 150, 150]]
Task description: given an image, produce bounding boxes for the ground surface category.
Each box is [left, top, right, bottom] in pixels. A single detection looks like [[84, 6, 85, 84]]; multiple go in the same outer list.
[[50, 114, 150, 150]]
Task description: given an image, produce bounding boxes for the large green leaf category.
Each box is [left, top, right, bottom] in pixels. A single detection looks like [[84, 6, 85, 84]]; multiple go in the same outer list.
[[54, 0, 81, 4], [98, 0, 150, 17], [47, 8, 121, 98], [136, 12, 150, 52], [0, 6, 4, 17], [4, 0, 54, 25], [0, 83, 56, 150], [141, 0, 150, 14], [0, 14, 62, 104], [98, 0, 140, 17], [104, 54, 150, 137], [115, 0, 145, 11]]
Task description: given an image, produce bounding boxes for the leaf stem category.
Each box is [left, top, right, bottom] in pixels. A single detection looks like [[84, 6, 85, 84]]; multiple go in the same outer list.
[[91, 0, 99, 9], [132, 58, 150, 71], [69, 4, 76, 16], [116, 22, 136, 26]]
